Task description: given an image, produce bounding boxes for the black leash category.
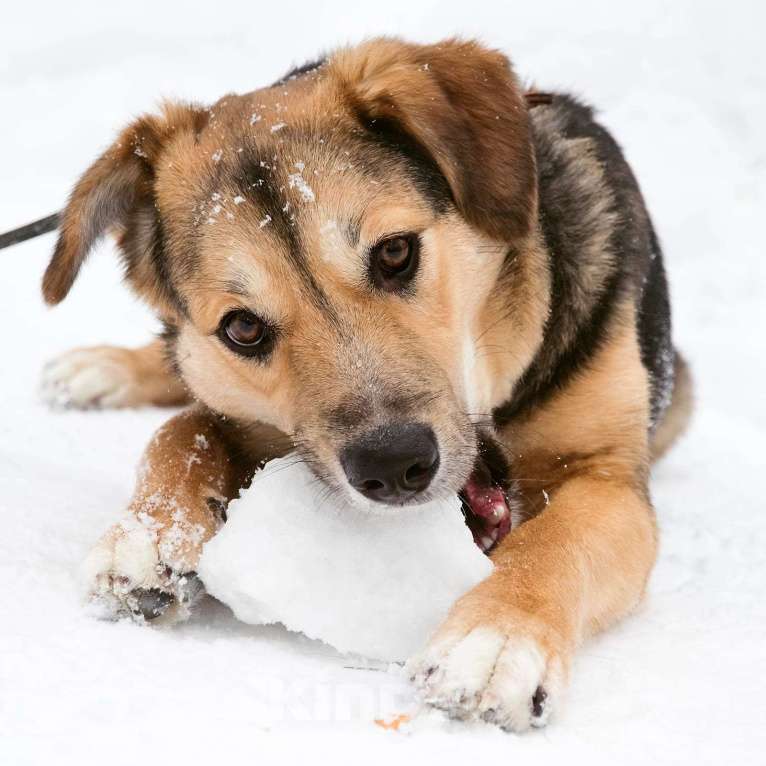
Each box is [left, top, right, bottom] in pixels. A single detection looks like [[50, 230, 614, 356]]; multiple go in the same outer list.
[[0, 213, 60, 251]]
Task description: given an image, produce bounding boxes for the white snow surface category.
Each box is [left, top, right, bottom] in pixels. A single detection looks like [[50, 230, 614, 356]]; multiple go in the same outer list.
[[1, 2, 765, 764], [198, 457, 493, 662]]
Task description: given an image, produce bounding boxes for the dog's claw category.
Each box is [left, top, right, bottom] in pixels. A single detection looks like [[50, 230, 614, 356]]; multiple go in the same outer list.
[[177, 572, 205, 605], [130, 588, 175, 621], [481, 707, 497, 724], [531, 686, 547, 719]]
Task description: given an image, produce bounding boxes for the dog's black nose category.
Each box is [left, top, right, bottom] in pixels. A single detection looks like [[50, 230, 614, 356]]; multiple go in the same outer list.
[[340, 423, 440, 504]]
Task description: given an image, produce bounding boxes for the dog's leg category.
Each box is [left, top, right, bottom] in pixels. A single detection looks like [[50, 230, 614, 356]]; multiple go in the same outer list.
[[80, 407, 282, 622], [41, 338, 189, 409], [409, 316, 658, 730], [408, 475, 656, 730]]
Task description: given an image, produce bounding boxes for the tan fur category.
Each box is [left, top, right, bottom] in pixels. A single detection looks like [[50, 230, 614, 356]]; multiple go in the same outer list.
[[101, 408, 286, 575], [125, 408, 240, 571], [85, 340, 188, 407]]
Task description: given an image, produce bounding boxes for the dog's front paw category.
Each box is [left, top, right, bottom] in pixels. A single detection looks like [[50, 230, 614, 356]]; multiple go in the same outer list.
[[80, 516, 204, 624], [407, 611, 568, 732], [41, 347, 147, 409]]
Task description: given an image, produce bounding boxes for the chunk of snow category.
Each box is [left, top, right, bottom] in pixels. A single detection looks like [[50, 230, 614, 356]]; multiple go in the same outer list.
[[198, 457, 493, 662], [287, 169, 315, 202]]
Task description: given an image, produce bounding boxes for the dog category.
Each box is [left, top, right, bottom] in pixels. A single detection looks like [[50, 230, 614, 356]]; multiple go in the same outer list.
[[40, 38, 692, 732]]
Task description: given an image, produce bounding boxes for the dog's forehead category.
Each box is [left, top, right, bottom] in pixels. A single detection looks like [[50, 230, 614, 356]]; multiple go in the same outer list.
[[167, 105, 381, 237], [182, 130, 391, 278], [156, 73, 453, 316], [161, 69, 448, 227], [207, 67, 330, 134], [182, 139, 435, 314], [169, 105, 434, 247]]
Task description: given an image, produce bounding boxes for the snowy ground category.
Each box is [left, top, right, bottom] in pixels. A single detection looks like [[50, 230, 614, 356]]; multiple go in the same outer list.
[[1, 2, 764, 763]]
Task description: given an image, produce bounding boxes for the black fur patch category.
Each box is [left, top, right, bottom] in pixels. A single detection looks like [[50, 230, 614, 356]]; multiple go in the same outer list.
[[637, 226, 674, 428], [494, 94, 673, 428], [231, 149, 295, 241], [229, 147, 339, 322], [476, 430, 512, 492], [150, 212, 188, 315], [496, 268, 625, 425], [350, 106, 454, 215], [159, 321, 182, 379], [272, 57, 326, 87], [119, 197, 188, 316]]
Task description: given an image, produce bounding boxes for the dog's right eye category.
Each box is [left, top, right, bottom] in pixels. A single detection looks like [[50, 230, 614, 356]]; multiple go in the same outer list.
[[217, 310, 273, 358]]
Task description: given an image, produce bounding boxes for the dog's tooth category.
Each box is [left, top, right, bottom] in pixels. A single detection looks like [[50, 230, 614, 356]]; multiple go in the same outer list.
[[481, 535, 494, 551]]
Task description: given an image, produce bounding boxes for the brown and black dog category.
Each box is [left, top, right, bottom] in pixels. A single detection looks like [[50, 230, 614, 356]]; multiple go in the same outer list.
[[40, 38, 691, 731]]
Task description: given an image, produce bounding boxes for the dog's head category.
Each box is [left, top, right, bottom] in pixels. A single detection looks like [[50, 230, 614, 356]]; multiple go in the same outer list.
[[43, 39, 547, 530]]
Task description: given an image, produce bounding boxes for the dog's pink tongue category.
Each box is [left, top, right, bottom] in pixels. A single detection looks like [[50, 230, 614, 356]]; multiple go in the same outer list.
[[463, 474, 512, 553]]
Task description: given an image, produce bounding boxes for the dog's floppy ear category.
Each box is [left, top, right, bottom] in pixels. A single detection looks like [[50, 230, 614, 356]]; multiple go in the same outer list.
[[333, 38, 536, 242], [42, 102, 208, 307]]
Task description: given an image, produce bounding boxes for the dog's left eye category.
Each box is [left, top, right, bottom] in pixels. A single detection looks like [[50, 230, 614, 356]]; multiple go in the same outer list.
[[369, 233, 420, 291], [217, 310, 273, 358]]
